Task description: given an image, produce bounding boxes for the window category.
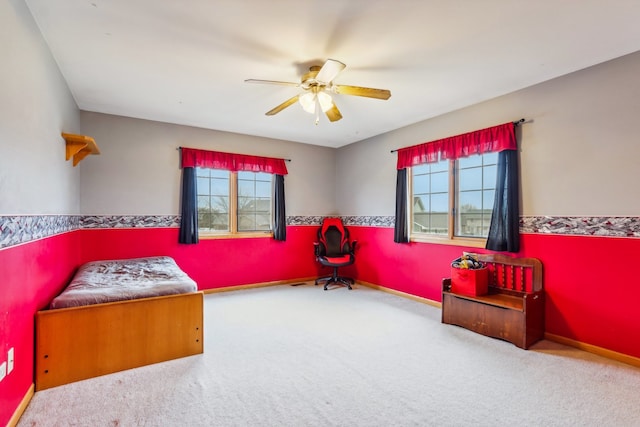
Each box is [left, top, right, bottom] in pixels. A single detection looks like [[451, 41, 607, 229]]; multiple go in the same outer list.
[[410, 152, 497, 241], [412, 160, 449, 235], [196, 167, 273, 236]]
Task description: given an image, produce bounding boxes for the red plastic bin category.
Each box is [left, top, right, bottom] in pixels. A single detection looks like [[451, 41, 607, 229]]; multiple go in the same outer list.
[[450, 266, 488, 296]]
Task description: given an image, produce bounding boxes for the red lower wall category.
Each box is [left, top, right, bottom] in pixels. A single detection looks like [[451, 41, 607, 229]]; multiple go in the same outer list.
[[79, 226, 321, 289], [0, 231, 81, 426], [2, 224, 639, 425]]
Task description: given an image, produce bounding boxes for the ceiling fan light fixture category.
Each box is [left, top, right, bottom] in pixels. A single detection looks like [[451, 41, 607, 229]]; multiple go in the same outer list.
[[317, 91, 333, 112], [299, 91, 333, 114], [299, 92, 316, 113]]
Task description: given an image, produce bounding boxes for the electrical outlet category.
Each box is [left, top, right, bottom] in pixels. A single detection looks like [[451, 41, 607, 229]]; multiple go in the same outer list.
[[0, 361, 6, 382], [7, 348, 14, 374]]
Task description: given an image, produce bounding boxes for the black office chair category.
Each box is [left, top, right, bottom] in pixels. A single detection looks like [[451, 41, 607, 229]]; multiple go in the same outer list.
[[314, 217, 357, 290]]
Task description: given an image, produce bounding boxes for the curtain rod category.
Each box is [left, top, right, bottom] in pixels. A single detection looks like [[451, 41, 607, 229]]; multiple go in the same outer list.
[[389, 118, 527, 153], [176, 146, 291, 162]]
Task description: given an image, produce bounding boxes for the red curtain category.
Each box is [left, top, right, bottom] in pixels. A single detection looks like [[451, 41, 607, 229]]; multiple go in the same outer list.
[[396, 122, 516, 169], [180, 147, 288, 175]]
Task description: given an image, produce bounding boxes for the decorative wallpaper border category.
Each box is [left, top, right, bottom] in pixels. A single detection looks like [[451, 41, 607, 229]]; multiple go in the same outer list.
[[3, 214, 640, 250], [0, 215, 80, 249], [286, 215, 394, 227], [81, 215, 181, 229], [520, 216, 640, 238], [342, 216, 396, 227], [287, 216, 325, 226]]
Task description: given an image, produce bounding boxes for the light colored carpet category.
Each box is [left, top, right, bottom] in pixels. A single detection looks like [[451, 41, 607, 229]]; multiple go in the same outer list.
[[18, 283, 640, 426]]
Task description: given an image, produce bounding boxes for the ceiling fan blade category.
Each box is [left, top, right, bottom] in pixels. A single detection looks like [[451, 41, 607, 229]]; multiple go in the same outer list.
[[315, 59, 346, 84], [334, 84, 391, 100], [265, 95, 300, 116], [245, 79, 300, 87], [325, 103, 343, 122]]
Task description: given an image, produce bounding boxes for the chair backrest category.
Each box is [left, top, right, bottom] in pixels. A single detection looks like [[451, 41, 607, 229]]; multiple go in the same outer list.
[[318, 218, 350, 257]]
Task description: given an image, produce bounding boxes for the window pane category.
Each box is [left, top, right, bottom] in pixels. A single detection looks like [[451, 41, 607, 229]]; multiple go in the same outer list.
[[211, 196, 229, 213], [413, 213, 429, 232], [483, 165, 497, 189], [210, 169, 228, 178], [457, 191, 481, 236], [238, 214, 256, 231], [482, 151, 499, 165], [413, 195, 429, 212], [198, 212, 211, 229], [430, 160, 448, 173], [458, 191, 482, 211], [196, 177, 210, 193], [483, 190, 495, 210], [211, 212, 229, 231], [210, 178, 229, 195], [256, 181, 271, 197], [237, 196, 253, 213], [413, 163, 430, 174], [459, 155, 482, 168], [255, 214, 271, 231], [458, 167, 482, 191], [431, 193, 449, 213], [254, 197, 271, 214], [413, 174, 429, 194], [238, 180, 255, 197], [197, 195, 210, 209], [431, 171, 448, 193], [429, 212, 448, 235]]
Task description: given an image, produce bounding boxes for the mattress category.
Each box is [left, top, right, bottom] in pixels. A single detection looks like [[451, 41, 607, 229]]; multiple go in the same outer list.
[[49, 256, 198, 309]]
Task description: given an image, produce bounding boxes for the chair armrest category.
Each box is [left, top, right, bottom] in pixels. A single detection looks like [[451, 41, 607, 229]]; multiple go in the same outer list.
[[313, 242, 322, 257], [351, 240, 358, 253]]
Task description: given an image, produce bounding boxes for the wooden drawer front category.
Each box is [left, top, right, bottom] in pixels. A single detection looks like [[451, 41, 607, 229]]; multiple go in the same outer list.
[[442, 293, 526, 348]]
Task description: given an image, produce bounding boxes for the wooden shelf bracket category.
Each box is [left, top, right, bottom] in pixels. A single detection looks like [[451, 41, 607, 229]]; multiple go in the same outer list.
[[62, 132, 100, 166]]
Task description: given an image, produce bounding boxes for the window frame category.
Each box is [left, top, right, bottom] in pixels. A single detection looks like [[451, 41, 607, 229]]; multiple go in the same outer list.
[[197, 168, 274, 239], [408, 155, 494, 248]]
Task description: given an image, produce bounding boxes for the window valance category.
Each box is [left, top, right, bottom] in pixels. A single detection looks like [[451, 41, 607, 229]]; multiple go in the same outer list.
[[180, 147, 288, 175], [396, 122, 516, 170]]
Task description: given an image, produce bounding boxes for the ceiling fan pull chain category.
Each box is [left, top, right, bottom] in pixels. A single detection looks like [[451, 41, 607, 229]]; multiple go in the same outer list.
[[315, 97, 321, 125]]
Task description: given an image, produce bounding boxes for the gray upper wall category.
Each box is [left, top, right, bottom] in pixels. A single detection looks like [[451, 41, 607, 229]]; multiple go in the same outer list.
[[4, 0, 639, 219], [336, 50, 640, 217], [79, 112, 337, 216], [0, 0, 81, 215]]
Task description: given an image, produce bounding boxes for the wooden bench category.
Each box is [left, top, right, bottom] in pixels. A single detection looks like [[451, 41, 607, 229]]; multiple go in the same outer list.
[[441, 254, 544, 349]]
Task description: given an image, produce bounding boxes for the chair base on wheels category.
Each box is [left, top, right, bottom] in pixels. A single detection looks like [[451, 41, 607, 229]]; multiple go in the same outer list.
[[315, 267, 354, 290]]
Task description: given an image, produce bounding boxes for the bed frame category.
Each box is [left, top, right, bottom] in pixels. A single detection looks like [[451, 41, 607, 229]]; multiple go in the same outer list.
[[35, 291, 204, 390]]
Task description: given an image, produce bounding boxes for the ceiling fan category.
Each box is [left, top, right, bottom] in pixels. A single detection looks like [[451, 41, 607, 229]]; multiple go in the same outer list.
[[245, 59, 391, 124]]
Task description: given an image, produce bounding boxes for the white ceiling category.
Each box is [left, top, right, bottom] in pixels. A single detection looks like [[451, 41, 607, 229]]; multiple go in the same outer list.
[[25, 0, 640, 148]]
